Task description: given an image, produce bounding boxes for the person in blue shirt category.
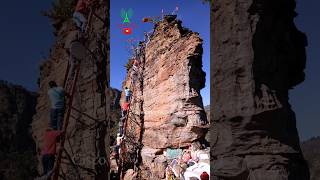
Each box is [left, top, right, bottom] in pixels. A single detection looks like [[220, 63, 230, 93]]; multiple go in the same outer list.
[[48, 81, 65, 130], [124, 87, 131, 102]]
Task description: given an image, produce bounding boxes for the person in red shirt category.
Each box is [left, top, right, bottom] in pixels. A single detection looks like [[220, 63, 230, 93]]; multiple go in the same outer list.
[[73, 0, 96, 32], [41, 128, 63, 175], [133, 59, 139, 71], [121, 102, 130, 117]]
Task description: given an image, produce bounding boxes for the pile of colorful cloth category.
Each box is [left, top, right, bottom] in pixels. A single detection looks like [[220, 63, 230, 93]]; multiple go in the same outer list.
[[164, 145, 210, 180]]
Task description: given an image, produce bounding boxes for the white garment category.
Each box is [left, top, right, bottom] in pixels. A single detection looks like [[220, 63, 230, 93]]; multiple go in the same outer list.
[[183, 162, 210, 180], [116, 136, 123, 145]]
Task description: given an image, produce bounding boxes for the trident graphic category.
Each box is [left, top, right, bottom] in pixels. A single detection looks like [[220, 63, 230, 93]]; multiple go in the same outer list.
[[121, 8, 133, 24]]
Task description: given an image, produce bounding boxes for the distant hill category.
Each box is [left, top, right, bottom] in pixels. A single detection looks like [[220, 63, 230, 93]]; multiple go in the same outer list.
[[301, 137, 320, 180], [0, 80, 38, 179]]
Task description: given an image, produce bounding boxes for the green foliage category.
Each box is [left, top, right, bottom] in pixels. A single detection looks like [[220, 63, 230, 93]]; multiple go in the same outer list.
[[42, 0, 77, 21]]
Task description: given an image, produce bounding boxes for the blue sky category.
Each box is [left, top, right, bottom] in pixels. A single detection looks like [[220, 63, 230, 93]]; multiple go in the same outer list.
[[0, 1, 53, 91], [110, 0, 210, 106], [291, 0, 320, 140]]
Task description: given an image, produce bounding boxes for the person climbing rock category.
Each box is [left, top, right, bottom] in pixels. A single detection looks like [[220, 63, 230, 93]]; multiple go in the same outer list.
[[144, 31, 151, 45], [119, 116, 125, 136], [73, 0, 96, 32], [122, 102, 130, 117], [132, 59, 140, 72], [48, 81, 65, 130], [114, 133, 124, 164], [124, 87, 131, 102], [41, 127, 63, 176], [116, 133, 124, 144]]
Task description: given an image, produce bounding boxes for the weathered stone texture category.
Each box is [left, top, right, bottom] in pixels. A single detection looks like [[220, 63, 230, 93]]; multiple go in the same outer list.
[[31, 1, 109, 179], [121, 16, 208, 179], [142, 16, 207, 149], [211, 0, 309, 179], [0, 81, 38, 180]]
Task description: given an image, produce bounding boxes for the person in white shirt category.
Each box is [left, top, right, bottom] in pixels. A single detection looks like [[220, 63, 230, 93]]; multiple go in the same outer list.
[[47, 81, 65, 130]]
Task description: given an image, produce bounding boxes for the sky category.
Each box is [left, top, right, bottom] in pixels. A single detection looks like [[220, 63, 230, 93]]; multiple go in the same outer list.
[[291, 0, 320, 141], [0, 1, 318, 140], [110, 0, 211, 106], [0, 1, 54, 91]]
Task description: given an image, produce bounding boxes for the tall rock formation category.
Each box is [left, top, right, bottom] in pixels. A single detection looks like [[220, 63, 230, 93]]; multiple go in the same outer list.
[[32, 1, 109, 179], [0, 80, 38, 180], [212, 0, 309, 179], [120, 15, 208, 179]]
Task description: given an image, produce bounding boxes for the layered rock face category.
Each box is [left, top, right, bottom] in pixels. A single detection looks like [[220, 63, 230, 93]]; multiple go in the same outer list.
[[0, 81, 38, 180], [32, 1, 109, 179], [212, 0, 309, 179], [301, 137, 320, 180], [121, 16, 208, 179]]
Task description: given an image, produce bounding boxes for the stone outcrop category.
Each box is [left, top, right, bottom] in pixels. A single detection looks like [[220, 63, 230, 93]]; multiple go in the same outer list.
[[301, 137, 320, 180], [212, 0, 309, 179], [31, 1, 109, 179], [120, 15, 208, 179], [109, 88, 121, 144], [0, 80, 38, 180]]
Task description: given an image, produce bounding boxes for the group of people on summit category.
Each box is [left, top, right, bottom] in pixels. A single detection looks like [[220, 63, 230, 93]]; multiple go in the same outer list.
[[39, 0, 98, 177]]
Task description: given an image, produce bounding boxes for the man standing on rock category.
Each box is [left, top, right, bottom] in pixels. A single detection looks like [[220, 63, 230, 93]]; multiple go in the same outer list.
[[124, 87, 131, 102], [115, 133, 124, 160], [121, 101, 130, 117], [48, 81, 65, 130]]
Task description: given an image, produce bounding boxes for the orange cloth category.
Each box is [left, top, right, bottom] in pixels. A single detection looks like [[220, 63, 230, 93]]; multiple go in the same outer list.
[[41, 130, 62, 155]]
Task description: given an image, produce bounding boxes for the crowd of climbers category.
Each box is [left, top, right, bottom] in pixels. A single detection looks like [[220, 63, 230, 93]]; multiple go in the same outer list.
[[37, 0, 108, 178], [111, 37, 145, 170], [112, 87, 131, 166]]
